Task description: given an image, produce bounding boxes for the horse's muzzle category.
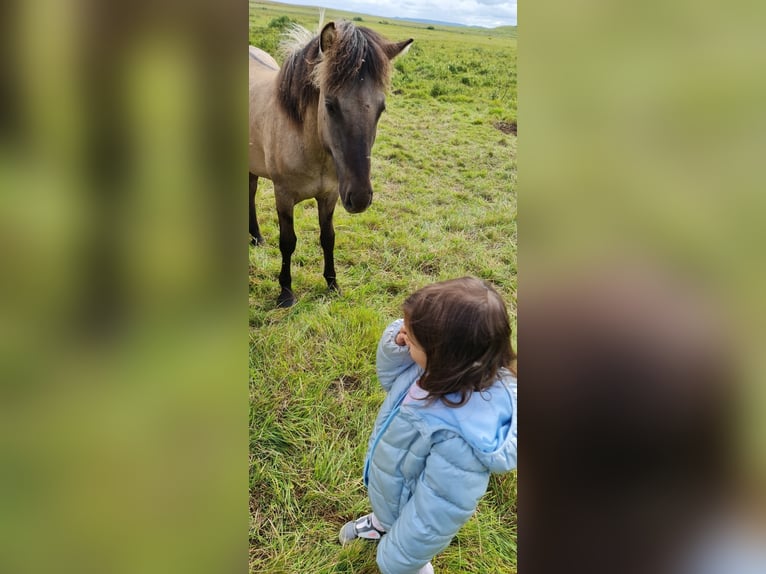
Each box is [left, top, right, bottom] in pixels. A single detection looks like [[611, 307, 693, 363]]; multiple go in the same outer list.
[[341, 189, 373, 214]]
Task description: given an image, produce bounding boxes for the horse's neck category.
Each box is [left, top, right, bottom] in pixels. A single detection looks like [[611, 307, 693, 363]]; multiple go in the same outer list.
[[273, 101, 336, 180], [297, 105, 328, 158]]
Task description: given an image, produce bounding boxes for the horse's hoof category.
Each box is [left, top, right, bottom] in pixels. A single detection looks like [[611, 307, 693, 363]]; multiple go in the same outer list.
[[277, 290, 295, 308], [250, 236, 265, 246], [326, 278, 340, 293]]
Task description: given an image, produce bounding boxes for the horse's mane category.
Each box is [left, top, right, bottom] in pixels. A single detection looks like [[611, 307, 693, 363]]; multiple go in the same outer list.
[[276, 21, 393, 125]]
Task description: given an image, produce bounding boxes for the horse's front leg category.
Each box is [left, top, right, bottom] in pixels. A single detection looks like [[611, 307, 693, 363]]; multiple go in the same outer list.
[[276, 197, 297, 307], [317, 194, 339, 292], [249, 173, 264, 245]]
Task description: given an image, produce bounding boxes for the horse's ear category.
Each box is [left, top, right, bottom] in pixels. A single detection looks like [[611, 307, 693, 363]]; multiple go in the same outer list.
[[319, 22, 337, 55], [385, 38, 414, 60]]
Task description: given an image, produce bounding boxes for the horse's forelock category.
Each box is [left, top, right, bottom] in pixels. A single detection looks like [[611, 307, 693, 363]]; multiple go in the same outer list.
[[276, 21, 392, 125], [315, 22, 392, 94]]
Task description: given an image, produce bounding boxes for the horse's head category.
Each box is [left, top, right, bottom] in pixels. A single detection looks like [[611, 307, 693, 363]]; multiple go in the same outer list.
[[315, 22, 412, 213]]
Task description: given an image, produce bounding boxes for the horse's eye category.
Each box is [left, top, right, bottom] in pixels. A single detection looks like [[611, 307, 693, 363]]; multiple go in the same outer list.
[[325, 100, 338, 115]]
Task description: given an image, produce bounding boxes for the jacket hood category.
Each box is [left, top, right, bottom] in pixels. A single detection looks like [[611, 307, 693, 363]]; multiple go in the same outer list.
[[409, 370, 517, 473]]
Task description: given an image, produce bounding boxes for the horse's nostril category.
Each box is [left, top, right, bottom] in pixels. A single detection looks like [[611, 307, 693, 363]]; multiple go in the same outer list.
[[340, 189, 373, 213]]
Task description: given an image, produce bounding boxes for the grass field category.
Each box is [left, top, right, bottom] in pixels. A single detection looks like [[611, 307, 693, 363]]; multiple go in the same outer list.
[[249, 2, 517, 572]]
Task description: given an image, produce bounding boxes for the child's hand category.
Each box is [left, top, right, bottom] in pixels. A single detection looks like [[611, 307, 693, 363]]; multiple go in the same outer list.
[[395, 326, 408, 347]]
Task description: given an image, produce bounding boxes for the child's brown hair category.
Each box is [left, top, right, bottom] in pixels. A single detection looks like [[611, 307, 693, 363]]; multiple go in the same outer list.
[[403, 276, 516, 407]]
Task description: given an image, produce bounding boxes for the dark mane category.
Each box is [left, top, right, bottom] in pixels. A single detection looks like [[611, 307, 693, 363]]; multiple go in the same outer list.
[[276, 35, 321, 125], [276, 21, 392, 125]]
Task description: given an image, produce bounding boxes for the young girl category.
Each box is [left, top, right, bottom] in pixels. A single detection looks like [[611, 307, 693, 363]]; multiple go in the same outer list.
[[339, 277, 518, 574]]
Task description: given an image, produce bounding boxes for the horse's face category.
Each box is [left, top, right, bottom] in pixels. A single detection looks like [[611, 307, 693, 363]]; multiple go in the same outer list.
[[315, 22, 413, 214], [318, 81, 386, 213]]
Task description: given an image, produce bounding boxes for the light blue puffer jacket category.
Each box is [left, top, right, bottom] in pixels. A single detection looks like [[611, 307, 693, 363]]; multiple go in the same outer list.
[[363, 319, 518, 574]]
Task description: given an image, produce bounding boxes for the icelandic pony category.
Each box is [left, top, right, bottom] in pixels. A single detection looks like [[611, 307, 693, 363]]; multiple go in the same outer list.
[[249, 21, 412, 307]]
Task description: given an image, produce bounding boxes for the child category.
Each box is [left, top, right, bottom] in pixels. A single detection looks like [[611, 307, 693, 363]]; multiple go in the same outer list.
[[339, 277, 518, 574]]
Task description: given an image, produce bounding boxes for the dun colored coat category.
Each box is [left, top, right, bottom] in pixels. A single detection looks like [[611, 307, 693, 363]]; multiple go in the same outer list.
[[249, 20, 412, 307]]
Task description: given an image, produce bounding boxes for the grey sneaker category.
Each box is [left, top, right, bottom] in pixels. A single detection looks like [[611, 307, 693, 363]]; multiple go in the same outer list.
[[338, 513, 385, 545]]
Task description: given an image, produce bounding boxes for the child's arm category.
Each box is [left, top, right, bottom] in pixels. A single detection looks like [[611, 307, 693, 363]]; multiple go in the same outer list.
[[375, 437, 491, 574], [376, 318, 415, 392]]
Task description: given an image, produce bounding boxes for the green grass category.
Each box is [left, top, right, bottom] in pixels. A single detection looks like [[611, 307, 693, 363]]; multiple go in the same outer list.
[[250, 2, 517, 572]]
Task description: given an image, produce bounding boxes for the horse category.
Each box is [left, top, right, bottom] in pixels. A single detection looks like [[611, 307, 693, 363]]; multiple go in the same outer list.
[[249, 20, 413, 307]]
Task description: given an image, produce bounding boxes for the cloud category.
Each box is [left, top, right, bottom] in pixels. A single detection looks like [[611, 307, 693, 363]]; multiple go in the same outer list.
[[278, 0, 516, 27]]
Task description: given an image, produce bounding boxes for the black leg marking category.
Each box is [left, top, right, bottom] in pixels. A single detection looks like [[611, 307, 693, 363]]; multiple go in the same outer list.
[[317, 195, 339, 293], [249, 173, 264, 245], [276, 202, 297, 307]]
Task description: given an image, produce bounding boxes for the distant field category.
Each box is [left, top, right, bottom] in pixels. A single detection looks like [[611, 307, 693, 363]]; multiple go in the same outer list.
[[249, 1, 517, 572]]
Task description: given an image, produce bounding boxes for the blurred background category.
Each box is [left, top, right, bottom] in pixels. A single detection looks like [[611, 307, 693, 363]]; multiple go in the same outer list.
[[0, 0, 247, 573], [521, 0, 766, 572]]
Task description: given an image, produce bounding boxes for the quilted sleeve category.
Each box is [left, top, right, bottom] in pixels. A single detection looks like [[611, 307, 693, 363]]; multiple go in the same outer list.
[[376, 318, 415, 392]]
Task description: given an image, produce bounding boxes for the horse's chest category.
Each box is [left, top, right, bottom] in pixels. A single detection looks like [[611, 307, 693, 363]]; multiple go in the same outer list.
[[276, 153, 338, 200], [296, 173, 338, 202], [272, 166, 335, 203]]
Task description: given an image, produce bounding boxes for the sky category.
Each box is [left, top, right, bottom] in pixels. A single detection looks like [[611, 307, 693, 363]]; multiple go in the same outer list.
[[273, 0, 517, 28]]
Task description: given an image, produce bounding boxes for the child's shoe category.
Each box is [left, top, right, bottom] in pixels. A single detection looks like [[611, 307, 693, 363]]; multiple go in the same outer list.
[[338, 513, 386, 545]]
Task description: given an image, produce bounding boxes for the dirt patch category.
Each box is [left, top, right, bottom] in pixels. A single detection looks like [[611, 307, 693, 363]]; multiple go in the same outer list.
[[418, 260, 440, 276], [493, 120, 517, 135], [333, 374, 362, 392], [384, 283, 404, 296]]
